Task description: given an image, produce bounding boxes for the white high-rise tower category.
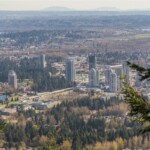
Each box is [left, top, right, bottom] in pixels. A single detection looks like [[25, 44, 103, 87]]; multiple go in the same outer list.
[[109, 72, 118, 92], [8, 70, 18, 89], [39, 54, 46, 69], [89, 68, 97, 87], [105, 69, 113, 85]]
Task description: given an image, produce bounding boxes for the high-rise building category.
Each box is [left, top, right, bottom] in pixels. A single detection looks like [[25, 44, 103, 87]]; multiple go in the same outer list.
[[66, 58, 76, 82], [89, 53, 96, 70], [89, 68, 97, 87], [115, 66, 123, 90], [88, 53, 99, 87], [109, 72, 118, 92], [105, 66, 122, 92], [39, 54, 46, 69], [8, 70, 17, 89], [122, 61, 130, 83], [105, 68, 113, 85], [96, 69, 99, 85]]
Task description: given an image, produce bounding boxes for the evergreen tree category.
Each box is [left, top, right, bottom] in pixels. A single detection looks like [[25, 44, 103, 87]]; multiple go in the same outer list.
[[122, 62, 150, 133]]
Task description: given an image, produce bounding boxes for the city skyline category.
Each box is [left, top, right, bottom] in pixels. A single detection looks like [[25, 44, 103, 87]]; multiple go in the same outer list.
[[0, 0, 150, 11]]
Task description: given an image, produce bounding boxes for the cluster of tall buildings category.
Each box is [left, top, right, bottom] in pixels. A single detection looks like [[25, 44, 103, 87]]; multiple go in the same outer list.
[[65, 54, 131, 92], [105, 62, 129, 92], [65, 54, 99, 87], [6, 53, 138, 94]]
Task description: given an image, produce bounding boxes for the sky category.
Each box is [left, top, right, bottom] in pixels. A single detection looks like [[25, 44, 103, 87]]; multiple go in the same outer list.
[[0, 0, 150, 11]]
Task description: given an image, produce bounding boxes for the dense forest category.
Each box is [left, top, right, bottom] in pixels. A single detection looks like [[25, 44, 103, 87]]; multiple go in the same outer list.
[[1, 96, 150, 149], [0, 57, 74, 92]]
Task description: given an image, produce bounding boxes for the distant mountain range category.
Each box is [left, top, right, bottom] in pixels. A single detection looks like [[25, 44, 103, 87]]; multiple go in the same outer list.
[[43, 7, 74, 11], [43, 6, 121, 11], [43, 7, 150, 12]]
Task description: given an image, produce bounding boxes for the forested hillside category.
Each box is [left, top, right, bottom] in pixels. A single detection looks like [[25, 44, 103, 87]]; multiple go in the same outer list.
[[1, 96, 150, 149]]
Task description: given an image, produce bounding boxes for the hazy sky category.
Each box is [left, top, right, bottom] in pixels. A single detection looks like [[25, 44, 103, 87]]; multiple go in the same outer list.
[[0, 0, 150, 11]]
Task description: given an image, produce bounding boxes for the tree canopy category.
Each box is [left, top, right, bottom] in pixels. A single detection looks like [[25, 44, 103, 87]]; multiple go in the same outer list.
[[122, 62, 150, 133]]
